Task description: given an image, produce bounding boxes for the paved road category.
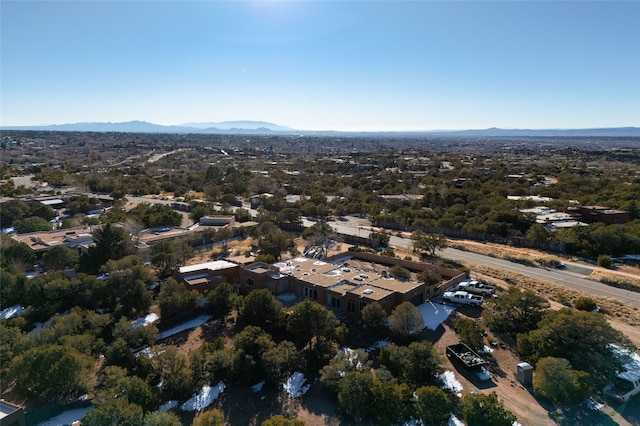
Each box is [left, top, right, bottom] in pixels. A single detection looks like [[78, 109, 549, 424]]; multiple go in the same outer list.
[[85, 192, 640, 308], [341, 220, 640, 309]]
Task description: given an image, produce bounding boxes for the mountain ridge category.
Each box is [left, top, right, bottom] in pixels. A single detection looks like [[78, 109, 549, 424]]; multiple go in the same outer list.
[[1, 121, 639, 137]]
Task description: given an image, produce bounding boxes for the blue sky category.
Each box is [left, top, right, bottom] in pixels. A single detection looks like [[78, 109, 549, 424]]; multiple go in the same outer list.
[[2, 1, 639, 131]]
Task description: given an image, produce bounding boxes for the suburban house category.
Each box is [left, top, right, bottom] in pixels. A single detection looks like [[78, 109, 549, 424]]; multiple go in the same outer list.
[[175, 251, 466, 316]]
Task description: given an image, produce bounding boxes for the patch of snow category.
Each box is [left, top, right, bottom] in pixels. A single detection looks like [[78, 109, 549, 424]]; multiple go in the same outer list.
[[282, 371, 310, 398], [439, 371, 463, 394], [130, 312, 159, 329], [252, 381, 265, 393], [449, 414, 465, 426], [479, 345, 494, 354], [0, 305, 24, 319], [365, 339, 390, 352], [158, 400, 179, 412], [37, 406, 94, 426], [181, 382, 226, 411], [585, 397, 603, 411], [156, 314, 212, 340], [512, 422, 523, 426], [402, 419, 424, 426], [276, 293, 297, 302], [415, 301, 455, 331]]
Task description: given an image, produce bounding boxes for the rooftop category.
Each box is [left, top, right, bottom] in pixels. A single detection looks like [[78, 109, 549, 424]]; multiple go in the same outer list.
[[179, 260, 238, 274]]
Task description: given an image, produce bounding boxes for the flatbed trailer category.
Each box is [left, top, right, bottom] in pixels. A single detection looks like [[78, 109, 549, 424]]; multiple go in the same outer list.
[[446, 343, 488, 370]]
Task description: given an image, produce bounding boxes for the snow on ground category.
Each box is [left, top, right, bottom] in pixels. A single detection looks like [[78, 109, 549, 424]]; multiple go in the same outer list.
[[158, 400, 179, 412], [130, 312, 159, 329], [156, 315, 212, 340], [479, 345, 494, 354], [181, 382, 226, 411], [449, 414, 465, 426], [282, 372, 310, 398], [415, 301, 455, 331], [252, 381, 265, 393], [36, 406, 94, 426], [365, 340, 390, 352], [439, 371, 463, 394], [0, 305, 24, 319], [276, 293, 297, 302]]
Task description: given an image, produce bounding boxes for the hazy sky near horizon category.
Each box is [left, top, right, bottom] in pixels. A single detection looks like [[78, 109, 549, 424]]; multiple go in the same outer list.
[[2, 1, 639, 131]]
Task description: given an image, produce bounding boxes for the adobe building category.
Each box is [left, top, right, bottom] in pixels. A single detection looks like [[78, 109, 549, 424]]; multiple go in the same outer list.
[[569, 206, 629, 225], [0, 400, 25, 426], [238, 251, 466, 317], [175, 260, 241, 294]]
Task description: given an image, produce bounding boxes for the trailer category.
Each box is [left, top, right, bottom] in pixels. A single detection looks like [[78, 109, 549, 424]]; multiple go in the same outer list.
[[446, 343, 488, 370]]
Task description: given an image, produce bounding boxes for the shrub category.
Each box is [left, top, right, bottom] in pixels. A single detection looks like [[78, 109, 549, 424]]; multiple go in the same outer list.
[[597, 254, 613, 268]]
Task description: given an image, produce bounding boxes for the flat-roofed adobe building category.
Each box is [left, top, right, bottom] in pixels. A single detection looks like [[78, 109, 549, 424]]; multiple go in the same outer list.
[[0, 400, 25, 426], [11, 226, 93, 253], [176, 260, 241, 294], [238, 251, 466, 317]]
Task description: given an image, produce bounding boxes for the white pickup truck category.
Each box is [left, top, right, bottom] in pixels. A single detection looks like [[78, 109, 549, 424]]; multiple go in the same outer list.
[[442, 291, 484, 307], [458, 280, 496, 296], [605, 347, 640, 403]]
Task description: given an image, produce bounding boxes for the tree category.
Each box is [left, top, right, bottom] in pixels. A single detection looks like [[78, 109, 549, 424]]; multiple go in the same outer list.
[[533, 357, 590, 403], [261, 415, 305, 426], [0, 199, 29, 228], [517, 308, 632, 389], [42, 245, 79, 271], [158, 277, 199, 319], [155, 346, 193, 401], [13, 216, 52, 233], [369, 231, 390, 248], [9, 344, 94, 403], [413, 385, 451, 425], [370, 379, 412, 423], [412, 230, 448, 257], [460, 392, 517, 426], [287, 300, 337, 351], [361, 301, 387, 331], [258, 228, 295, 261], [597, 254, 613, 268], [380, 341, 441, 387], [94, 366, 156, 413], [150, 240, 192, 278], [337, 371, 376, 421], [417, 269, 443, 287], [574, 296, 598, 312], [192, 409, 225, 426], [104, 256, 154, 318], [143, 411, 182, 426], [454, 317, 485, 351], [80, 223, 134, 274], [388, 302, 424, 339], [239, 289, 284, 333], [482, 287, 549, 335], [320, 348, 371, 391], [262, 340, 298, 384], [526, 223, 550, 242], [82, 398, 143, 426], [207, 282, 238, 319], [389, 265, 411, 280]]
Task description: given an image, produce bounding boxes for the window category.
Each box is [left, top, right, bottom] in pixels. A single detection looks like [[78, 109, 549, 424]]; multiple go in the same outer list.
[[331, 296, 341, 308], [347, 300, 356, 313], [245, 278, 254, 287], [359, 301, 367, 311]]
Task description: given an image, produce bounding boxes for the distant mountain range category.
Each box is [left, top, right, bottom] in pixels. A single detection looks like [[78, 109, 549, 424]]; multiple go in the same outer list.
[[1, 120, 639, 137]]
